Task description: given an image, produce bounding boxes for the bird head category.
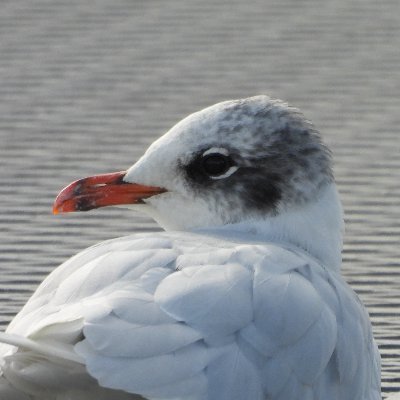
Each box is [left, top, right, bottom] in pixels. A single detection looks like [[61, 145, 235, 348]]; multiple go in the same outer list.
[[53, 95, 337, 233]]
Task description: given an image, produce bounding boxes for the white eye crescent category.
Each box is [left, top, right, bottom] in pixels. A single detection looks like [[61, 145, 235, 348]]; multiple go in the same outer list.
[[203, 147, 230, 156], [210, 165, 239, 180]]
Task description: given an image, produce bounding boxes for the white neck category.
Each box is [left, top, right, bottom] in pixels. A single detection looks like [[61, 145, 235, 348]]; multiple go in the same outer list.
[[140, 183, 343, 271], [195, 184, 344, 271]]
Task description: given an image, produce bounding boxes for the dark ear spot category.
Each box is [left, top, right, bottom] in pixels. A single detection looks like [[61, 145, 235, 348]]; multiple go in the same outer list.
[[234, 168, 282, 212]]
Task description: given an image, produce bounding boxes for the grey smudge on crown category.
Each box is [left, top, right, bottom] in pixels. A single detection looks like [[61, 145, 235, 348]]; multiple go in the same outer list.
[[182, 95, 333, 222]]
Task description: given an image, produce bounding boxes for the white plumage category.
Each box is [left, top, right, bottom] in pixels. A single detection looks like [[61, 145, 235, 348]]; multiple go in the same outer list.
[[0, 96, 381, 399]]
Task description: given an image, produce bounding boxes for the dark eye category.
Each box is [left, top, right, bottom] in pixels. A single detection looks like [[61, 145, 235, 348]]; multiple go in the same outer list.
[[202, 153, 232, 176]]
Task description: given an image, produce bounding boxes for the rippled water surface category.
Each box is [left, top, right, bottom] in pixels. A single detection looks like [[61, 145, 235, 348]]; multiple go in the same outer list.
[[0, 0, 399, 396]]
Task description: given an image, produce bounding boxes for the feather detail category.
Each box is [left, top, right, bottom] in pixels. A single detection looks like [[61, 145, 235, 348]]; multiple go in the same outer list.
[[0, 331, 84, 364]]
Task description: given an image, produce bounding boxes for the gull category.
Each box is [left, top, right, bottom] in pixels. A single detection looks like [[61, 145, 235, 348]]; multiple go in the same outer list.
[[0, 95, 381, 400]]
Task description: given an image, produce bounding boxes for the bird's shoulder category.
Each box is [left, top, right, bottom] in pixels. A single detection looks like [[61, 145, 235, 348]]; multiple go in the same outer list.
[[28, 230, 315, 300], [8, 231, 313, 340]]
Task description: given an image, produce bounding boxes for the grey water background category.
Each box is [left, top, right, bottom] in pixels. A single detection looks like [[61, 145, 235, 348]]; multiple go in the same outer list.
[[0, 0, 399, 396]]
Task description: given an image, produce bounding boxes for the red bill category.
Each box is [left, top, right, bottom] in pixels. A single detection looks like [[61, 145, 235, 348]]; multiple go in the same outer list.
[[53, 171, 166, 214]]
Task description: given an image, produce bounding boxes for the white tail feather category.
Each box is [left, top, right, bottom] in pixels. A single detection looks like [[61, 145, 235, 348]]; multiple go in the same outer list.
[[0, 331, 84, 364]]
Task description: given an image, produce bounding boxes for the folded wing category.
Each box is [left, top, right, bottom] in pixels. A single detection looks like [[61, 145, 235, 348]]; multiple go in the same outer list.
[[0, 235, 380, 400]]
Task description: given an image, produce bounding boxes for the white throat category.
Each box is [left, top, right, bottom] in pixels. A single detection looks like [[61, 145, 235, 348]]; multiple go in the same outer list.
[[202, 183, 344, 271]]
